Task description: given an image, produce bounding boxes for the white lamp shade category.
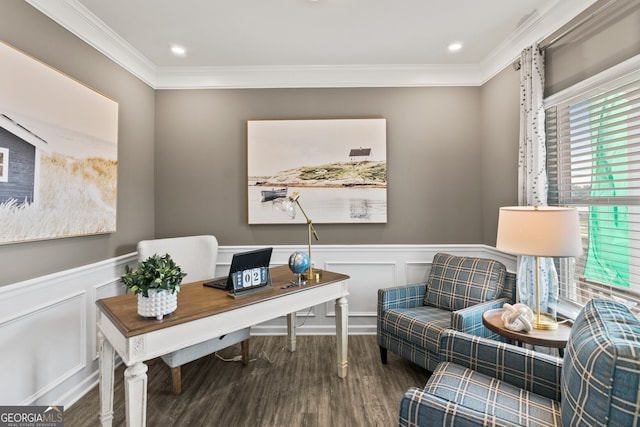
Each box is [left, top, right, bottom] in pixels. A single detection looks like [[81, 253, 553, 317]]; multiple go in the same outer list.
[[496, 206, 583, 257]]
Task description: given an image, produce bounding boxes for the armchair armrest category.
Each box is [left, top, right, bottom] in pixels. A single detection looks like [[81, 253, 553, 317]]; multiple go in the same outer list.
[[377, 284, 426, 316], [450, 297, 510, 337], [439, 330, 562, 400], [399, 387, 513, 427]]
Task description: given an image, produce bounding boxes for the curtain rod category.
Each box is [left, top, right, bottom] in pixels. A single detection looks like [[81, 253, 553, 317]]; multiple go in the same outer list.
[[539, 0, 620, 50]]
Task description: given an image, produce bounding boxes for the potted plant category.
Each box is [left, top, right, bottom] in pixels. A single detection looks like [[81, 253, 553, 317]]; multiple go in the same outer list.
[[121, 253, 186, 320]]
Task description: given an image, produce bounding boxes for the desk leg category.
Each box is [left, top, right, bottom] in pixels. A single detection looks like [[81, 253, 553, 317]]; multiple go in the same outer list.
[[124, 362, 148, 427], [287, 312, 296, 352], [98, 331, 115, 427], [335, 296, 348, 378]]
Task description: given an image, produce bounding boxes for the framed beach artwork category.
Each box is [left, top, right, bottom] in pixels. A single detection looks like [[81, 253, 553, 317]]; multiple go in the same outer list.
[[247, 118, 387, 224], [0, 41, 118, 244]]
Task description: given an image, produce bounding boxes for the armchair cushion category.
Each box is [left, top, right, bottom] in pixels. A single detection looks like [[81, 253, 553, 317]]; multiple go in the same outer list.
[[381, 305, 451, 354], [422, 361, 561, 426], [424, 253, 506, 311], [399, 386, 516, 427]]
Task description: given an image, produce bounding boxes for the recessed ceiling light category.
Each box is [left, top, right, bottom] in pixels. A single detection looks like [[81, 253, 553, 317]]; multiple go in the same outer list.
[[170, 45, 186, 56], [448, 42, 463, 52]]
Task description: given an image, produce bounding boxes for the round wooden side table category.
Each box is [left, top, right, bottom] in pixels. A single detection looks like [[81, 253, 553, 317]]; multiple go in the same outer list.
[[482, 308, 572, 356]]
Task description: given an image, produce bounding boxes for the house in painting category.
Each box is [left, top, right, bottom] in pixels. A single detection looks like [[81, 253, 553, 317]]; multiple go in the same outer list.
[[348, 147, 371, 163], [0, 114, 48, 205]]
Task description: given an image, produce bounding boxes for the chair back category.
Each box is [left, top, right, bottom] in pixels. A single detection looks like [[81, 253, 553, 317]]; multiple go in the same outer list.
[[424, 253, 507, 311], [561, 299, 640, 426], [137, 235, 218, 282]]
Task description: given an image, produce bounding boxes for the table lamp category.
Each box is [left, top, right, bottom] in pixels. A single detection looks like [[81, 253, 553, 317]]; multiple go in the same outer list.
[[275, 191, 320, 281], [496, 206, 582, 330]]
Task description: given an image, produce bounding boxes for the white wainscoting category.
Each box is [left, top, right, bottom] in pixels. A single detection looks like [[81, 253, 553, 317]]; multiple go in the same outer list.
[[0, 244, 514, 408], [0, 253, 132, 408], [234, 245, 516, 335]]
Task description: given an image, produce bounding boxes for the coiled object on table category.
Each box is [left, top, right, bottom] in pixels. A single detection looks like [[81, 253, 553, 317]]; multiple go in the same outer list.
[[501, 303, 534, 332]]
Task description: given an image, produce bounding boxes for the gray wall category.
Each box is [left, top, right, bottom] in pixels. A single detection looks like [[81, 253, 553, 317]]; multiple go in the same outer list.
[[480, 67, 521, 245], [154, 87, 493, 246], [0, 1, 156, 286]]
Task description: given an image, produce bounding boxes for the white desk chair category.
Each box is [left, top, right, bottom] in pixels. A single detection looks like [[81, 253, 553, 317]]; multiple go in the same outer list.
[[137, 235, 250, 395]]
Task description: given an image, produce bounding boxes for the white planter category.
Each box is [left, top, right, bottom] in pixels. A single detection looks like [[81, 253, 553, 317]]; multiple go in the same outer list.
[[137, 289, 178, 320]]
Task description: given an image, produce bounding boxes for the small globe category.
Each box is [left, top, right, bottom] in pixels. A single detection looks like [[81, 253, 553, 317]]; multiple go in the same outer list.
[[288, 251, 310, 275]]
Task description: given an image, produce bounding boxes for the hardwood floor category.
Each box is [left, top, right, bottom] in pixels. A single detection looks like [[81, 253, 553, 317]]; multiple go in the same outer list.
[[65, 335, 429, 427]]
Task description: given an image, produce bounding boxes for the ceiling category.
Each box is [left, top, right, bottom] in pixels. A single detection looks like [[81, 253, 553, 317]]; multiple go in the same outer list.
[[26, 0, 596, 89]]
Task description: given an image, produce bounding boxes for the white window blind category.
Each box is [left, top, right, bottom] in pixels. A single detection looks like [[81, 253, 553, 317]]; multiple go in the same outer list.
[[546, 65, 640, 314]]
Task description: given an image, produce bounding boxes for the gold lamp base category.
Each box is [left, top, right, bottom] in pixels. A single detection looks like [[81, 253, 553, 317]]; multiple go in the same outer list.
[[532, 313, 558, 330]]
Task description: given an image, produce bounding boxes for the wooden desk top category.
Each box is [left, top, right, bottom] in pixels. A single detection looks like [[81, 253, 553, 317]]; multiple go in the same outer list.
[[482, 308, 572, 349], [96, 265, 349, 338]]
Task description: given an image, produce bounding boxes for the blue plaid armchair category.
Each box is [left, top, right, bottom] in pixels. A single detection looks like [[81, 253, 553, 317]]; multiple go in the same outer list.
[[377, 253, 515, 372], [399, 299, 640, 426]]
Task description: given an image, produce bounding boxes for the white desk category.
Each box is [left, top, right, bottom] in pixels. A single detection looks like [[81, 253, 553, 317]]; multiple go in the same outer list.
[[96, 266, 349, 426]]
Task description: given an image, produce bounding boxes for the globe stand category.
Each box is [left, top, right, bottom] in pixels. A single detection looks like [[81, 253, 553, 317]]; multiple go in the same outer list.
[[292, 273, 307, 286]]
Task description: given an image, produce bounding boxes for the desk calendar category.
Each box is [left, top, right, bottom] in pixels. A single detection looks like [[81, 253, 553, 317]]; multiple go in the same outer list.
[[228, 266, 271, 297]]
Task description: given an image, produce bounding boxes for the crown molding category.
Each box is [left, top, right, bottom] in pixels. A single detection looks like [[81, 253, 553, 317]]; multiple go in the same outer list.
[[26, 0, 595, 89], [154, 64, 483, 89], [25, 0, 157, 86]]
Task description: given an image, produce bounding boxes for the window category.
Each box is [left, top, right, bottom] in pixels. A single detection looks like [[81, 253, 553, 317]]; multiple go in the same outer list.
[[0, 147, 8, 182], [545, 62, 640, 314]]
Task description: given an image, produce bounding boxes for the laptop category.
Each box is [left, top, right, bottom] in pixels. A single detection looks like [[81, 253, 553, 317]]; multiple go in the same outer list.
[[203, 247, 273, 292]]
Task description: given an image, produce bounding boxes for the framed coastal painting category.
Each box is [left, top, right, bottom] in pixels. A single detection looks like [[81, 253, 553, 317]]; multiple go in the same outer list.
[[0, 41, 118, 244], [247, 118, 387, 224]]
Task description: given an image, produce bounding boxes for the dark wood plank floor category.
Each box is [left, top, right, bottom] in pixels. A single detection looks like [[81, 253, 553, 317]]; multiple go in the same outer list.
[[65, 335, 429, 427]]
